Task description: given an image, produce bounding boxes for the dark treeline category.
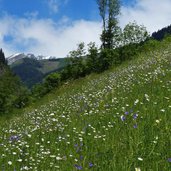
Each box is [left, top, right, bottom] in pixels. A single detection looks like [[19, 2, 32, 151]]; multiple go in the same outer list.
[[152, 24, 171, 41]]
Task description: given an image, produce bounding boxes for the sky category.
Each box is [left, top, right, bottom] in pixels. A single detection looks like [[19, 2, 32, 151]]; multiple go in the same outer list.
[[0, 0, 171, 58]]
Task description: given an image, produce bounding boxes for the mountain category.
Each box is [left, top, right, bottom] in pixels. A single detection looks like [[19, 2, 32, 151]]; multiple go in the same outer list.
[[7, 53, 67, 88], [7, 53, 57, 65]]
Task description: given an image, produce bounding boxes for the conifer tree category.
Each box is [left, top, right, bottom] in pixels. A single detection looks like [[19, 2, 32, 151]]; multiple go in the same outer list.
[[0, 49, 6, 65]]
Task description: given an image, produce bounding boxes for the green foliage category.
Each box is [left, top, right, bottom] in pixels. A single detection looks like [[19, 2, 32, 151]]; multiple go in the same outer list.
[[31, 83, 49, 98], [44, 73, 61, 91], [31, 73, 61, 98], [0, 69, 29, 114], [118, 43, 140, 61], [86, 42, 99, 73], [141, 39, 160, 52], [62, 42, 87, 79], [0, 50, 30, 114], [98, 48, 120, 71]]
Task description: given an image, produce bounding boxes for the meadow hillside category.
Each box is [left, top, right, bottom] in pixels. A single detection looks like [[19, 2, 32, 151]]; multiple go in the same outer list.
[[0, 38, 171, 171]]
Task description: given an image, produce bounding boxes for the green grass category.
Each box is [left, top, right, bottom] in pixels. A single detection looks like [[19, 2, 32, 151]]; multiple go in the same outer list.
[[0, 40, 171, 171]]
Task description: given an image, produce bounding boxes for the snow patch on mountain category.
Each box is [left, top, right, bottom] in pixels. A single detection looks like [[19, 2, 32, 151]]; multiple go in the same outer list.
[[7, 53, 56, 65]]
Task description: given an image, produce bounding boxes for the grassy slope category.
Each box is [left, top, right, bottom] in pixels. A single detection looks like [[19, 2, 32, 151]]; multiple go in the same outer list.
[[0, 40, 171, 170]]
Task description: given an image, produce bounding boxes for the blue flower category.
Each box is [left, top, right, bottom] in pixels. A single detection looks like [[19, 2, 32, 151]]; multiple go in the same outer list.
[[74, 164, 83, 170], [133, 124, 138, 129], [133, 113, 138, 120], [80, 155, 84, 160], [168, 158, 171, 162], [121, 115, 126, 121], [89, 162, 94, 168], [9, 135, 20, 142], [125, 111, 129, 115]]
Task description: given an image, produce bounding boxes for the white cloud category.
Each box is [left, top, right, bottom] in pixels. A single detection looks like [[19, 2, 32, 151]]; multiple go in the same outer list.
[[47, 0, 59, 13], [1, 0, 171, 57], [120, 0, 171, 33], [47, 0, 69, 14], [0, 15, 101, 57]]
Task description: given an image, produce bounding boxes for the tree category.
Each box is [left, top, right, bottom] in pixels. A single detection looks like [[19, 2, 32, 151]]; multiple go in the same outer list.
[[0, 70, 29, 114], [86, 42, 99, 73], [97, 0, 120, 49], [66, 42, 87, 78], [123, 21, 149, 45], [44, 72, 61, 91], [0, 49, 7, 65]]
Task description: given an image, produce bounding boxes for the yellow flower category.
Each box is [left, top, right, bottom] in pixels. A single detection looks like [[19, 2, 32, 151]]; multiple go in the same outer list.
[[135, 168, 141, 171]]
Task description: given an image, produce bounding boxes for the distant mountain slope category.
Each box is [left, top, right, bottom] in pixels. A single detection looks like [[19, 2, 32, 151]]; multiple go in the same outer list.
[[8, 54, 67, 88], [152, 24, 171, 40]]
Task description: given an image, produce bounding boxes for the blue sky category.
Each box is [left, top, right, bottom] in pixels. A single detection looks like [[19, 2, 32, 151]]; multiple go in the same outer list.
[[0, 0, 171, 57], [0, 0, 133, 21]]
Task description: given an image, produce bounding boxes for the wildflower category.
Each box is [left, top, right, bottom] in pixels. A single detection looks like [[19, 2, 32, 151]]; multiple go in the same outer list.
[[145, 94, 150, 101], [138, 157, 143, 161], [134, 99, 139, 105], [56, 156, 62, 160], [17, 159, 22, 162], [9, 135, 19, 142], [74, 164, 82, 170], [27, 134, 31, 138], [50, 113, 55, 116], [121, 115, 126, 121], [133, 114, 138, 120], [89, 162, 94, 168], [168, 158, 171, 162], [135, 168, 141, 171], [133, 124, 138, 129], [125, 111, 129, 115], [155, 119, 161, 124], [8, 161, 12, 165], [80, 155, 84, 160]]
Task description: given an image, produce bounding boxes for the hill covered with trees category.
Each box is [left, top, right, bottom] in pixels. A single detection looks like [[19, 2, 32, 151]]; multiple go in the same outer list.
[[10, 57, 66, 88], [152, 24, 171, 40], [0, 49, 29, 114]]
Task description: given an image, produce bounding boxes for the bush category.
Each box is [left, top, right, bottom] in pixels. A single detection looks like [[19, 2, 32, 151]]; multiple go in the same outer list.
[[97, 49, 120, 72], [0, 69, 30, 114], [119, 43, 139, 61], [44, 73, 61, 91]]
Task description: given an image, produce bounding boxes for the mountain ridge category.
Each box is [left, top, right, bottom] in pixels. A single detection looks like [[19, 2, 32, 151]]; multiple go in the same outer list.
[[8, 54, 67, 88], [7, 53, 58, 65]]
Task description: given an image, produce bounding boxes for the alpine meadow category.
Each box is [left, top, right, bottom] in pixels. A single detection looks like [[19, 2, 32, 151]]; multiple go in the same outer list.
[[0, 0, 171, 171]]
